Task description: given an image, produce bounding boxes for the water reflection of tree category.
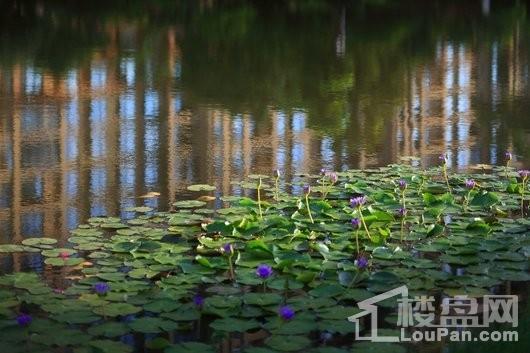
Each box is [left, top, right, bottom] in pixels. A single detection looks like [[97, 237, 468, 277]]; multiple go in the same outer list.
[[1, 0, 530, 250], [0, 0, 528, 157], [178, 0, 528, 161]]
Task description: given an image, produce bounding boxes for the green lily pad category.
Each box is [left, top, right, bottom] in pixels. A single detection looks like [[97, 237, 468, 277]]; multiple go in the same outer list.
[[265, 335, 311, 351], [128, 317, 179, 333], [44, 257, 84, 266], [93, 303, 141, 317], [0, 244, 26, 253], [243, 293, 283, 306], [21, 237, 57, 247], [90, 340, 133, 353], [88, 322, 129, 338], [165, 342, 216, 353], [210, 318, 260, 332], [172, 200, 206, 208], [125, 206, 154, 213], [187, 184, 216, 191]]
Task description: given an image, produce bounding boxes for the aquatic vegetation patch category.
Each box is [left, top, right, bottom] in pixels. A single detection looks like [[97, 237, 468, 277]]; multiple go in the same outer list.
[[0, 163, 529, 352]]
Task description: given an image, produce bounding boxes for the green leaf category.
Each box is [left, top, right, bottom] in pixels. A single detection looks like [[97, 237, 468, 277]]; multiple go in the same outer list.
[[88, 322, 129, 338], [22, 237, 57, 247], [470, 191, 500, 208], [265, 335, 311, 351], [210, 318, 260, 332], [165, 342, 216, 353], [128, 317, 178, 333], [173, 200, 206, 208], [187, 184, 216, 191], [93, 303, 141, 317], [90, 340, 133, 353]]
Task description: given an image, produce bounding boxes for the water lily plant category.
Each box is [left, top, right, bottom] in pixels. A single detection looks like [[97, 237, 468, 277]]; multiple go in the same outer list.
[[463, 178, 476, 211], [278, 306, 295, 321], [350, 195, 372, 241], [257, 177, 264, 219], [505, 151, 513, 178], [256, 264, 273, 279], [220, 243, 235, 281], [1, 162, 530, 353], [274, 169, 281, 200], [397, 207, 408, 241], [355, 255, 369, 270], [351, 217, 361, 253], [320, 170, 338, 199], [397, 179, 407, 209], [256, 264, 273, 292], [440, 153, 452, 194], [16, 313, 32, 327], [193, 294, 205, 309], [303, 184, 314, 223], [518, 170, 529, 217], [93, 282, 110, 296]]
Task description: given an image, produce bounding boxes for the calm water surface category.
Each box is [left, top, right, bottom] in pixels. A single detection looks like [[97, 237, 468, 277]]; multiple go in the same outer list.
[[0, 0, 530, 246]]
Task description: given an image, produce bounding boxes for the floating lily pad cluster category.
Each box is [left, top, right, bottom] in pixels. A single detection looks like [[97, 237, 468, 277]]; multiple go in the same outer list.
[[0, 164, 529, 353]]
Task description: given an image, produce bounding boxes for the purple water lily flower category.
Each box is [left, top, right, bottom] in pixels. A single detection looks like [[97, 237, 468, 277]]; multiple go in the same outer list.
[[326, 172, 338, 184], [93, 282, 110, 295], [355, 256, 369, 270], [397, 179, 407, 190], [397, 208, 408, 217], [303, 185, 311, 195], [221, 243, 234, 255], [193, 294, 205, 308], [351, 218, 361, 229], [465, 179, 476, 189], [279, 306, 295, 321], [350, 195, 367, 208], [16, 313, 32, 327], [505, 151, 513, 161], [256, 264, 273, 279], [518, 170, 530, 179]]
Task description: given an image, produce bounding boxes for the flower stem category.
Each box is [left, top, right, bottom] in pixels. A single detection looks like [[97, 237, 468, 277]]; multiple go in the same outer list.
[[443, 165, 452, 195], [400, 219, 405, 242], [463, 190, 471, 211], [227, 254, 235, 282], [418, 173, 426, 196], [321, 177, 328, 200], [305, 194, 314, 223], [274, 175, 280, 201], [358, 207, 372, 241], [521, 178, 527, 218], [354, 229, 360, 254], [257, 177, 263, 219]]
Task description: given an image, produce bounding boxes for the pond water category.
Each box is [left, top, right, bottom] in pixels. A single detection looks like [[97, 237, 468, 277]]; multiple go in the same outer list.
[[0, 0, 530, 246], [0, 2, 529, 352]]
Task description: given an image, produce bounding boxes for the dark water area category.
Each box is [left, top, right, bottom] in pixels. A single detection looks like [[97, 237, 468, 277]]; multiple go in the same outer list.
[[1, 0, 530, 248]]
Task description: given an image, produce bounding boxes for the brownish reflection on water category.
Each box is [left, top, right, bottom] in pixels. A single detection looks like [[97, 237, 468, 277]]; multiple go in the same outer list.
[[0, 1, 529, 264]]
